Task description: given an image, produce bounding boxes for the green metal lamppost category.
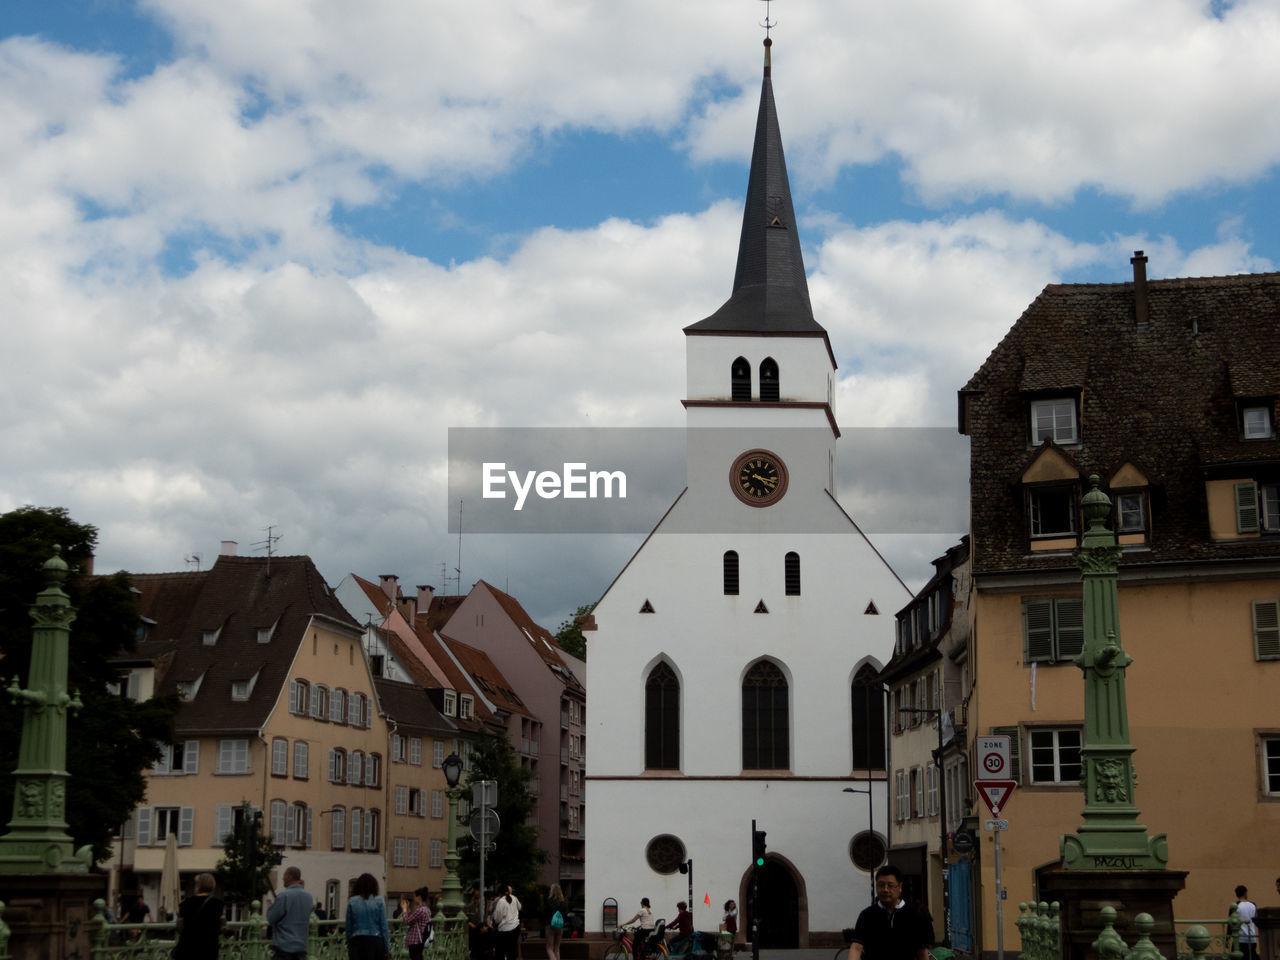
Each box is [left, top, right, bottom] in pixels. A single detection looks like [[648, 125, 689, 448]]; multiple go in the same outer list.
[[439, 752, 467, 960], [0, 547, 93, 874], [1060, 476, 1167, 870]]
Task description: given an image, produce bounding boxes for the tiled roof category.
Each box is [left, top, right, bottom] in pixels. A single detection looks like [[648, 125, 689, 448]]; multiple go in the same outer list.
[[373, 677, 456, 737], [438, 633, 534, 717], [961, 270, 1280, 574], [420, 594, 464, 633], [130, 555, 359, 735], [475, 581, 584, 693]]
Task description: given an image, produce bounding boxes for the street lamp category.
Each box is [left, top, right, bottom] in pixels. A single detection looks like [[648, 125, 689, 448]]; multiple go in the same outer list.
[[440, 752, 466, 922]]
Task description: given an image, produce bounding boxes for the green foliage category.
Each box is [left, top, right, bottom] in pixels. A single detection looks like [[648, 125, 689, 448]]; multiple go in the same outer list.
[[0, 505, 179, 862], [458, 734, 547, 895], [554, 604, 593, 661], [215, 803, 282, 904]]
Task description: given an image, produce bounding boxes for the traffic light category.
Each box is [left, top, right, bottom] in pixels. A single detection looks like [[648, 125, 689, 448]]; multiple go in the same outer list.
[[752, 829, 767, 867]]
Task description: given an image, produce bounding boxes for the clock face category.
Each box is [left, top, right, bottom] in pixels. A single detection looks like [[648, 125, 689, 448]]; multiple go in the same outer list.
[[731, 449, 789, 507]]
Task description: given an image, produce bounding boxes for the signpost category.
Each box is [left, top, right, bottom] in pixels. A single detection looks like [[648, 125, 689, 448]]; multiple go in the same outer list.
[[973, 774, 1015, 960]]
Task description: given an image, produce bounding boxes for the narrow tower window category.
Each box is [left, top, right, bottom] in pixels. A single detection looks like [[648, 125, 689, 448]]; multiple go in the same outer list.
[[760, 358, 779, 401], [731, 357, 751, 401], [724, 551, 740, 596], [784, 552, 801, 596]]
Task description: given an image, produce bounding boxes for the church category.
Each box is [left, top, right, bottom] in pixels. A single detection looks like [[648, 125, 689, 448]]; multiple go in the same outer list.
[[582, 36, 911, 946]]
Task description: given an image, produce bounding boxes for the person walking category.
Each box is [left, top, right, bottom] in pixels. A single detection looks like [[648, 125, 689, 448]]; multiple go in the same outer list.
[[401, 888, 433, 960], [266, 866, 314, 960], [1236, 885, 1259, 960], [346, 874, 392, 960], [173, 873, 225, 960], [490, 884, 523, 960], [848, 865, 932, 960], [545, 883, 567, 960]]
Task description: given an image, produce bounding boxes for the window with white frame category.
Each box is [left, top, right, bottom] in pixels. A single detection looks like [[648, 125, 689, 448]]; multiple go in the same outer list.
[[409, 788, 424, 816], [330, 688, 346, 724], [293, 741, 308, 779], [926, 762, 939, 817], [431, 790, 444, 819], [1030, 486, 1077, 538], [911, 767, 924, 818], [328, 747, 346, 783], [137, 805, 195, 847], [286, 802, 309, 847], [1236, 482, 1280, 534], [218, 739, 249, 774], [409, 737, 422, 765], [330, 806, 345, 850], [1029, 727, 1082, 784], [348, 692, 362, 726], [290, 679, 308, 715], [1260, 736, 1280, 795], [271, 738, 288, 777], [310, 685, 327, 720], [1030, 397, 1078, 444], [396, 786, 408, 815], [392, 734, 405, 762], [460, 695, 474, 720], [154, 740, 199, 776], [1243, 404, 1274, 440], [364, 809, 379, 851], [365, 753, 380, 788], [394, 837, 405, 867], [443, 690, 457, 716], [429, 838, 443, 868], [433, 740, 444, 768], [1116, 492, 1147, 532], [348, 751, 363, 785], [269, 800, 287, 845], [231, 679, 253, 701], [407, 838, 419, 867]]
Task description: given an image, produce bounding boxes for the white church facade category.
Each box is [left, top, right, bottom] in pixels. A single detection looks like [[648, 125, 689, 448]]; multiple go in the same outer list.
[[582, 38, 911, 946]]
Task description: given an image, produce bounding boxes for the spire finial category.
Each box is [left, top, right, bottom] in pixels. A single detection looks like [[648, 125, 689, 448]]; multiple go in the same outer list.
[[759, 0, 775, 40]]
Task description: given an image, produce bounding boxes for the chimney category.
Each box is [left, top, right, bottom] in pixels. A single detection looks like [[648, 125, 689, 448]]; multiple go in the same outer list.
[[220, 540, 238, 557], [417, 584, 435, 614], [1131, 250, 1149, 329], [379, 574, 399, 601], [83, 554, 95, 576]]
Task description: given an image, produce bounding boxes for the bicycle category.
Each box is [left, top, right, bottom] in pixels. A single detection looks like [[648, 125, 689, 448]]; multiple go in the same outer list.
[[605, 923, 669, 960]]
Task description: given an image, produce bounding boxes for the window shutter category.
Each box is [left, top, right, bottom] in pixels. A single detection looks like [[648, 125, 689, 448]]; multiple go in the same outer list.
[[183, 740, 200, 774], [1056, 599, 1085, 660], [990, 725, 1021, 784], [1023, 600, 1054, 662], [215, 804, 233, 846], [306, 805, 313, 848], [285, 806, 296, 847], [137, 806, 153, 846], [351, 809, 362, 850], [363, 695, 372, 728], [1237, 482, 1261, 533], [179, 806, 195, 846], [1254, 600, 1280, 660]]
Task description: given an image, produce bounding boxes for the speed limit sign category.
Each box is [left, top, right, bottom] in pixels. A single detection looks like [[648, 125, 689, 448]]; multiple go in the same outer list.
[[976, 735, 1011, 780]]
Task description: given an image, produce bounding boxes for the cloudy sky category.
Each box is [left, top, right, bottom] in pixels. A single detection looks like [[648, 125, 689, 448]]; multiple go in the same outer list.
[[4, 0, 1279, 630]]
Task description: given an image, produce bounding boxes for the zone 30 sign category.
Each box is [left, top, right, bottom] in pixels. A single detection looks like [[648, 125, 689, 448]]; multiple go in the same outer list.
[[976, 735, 1011, 780]]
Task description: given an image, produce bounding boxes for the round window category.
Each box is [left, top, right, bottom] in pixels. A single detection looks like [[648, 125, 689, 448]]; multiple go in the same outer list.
[[646, 834, 687, 874], [849, 831, 887, 872]]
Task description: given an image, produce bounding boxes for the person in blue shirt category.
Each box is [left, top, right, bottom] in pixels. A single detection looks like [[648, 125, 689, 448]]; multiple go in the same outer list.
[[266, 867, 314, 960], [346, 873, 391, 960]]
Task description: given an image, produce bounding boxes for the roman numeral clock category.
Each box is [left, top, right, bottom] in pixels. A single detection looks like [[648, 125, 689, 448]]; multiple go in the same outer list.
[[730, 448, 789, 507]]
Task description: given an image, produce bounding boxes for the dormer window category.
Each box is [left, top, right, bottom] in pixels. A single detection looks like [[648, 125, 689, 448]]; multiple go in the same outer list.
[[1030, 398, 1078, 445], [1029, 486, 1077, 538], [443, 690, 457, 717], [1242, 403, 1274, 440], [1116, 492, 1147, 533], [202, 627, 221, 646], [257, 620, 278, 644], [231, 680, 251, 701], [459, 694, 474, 720]]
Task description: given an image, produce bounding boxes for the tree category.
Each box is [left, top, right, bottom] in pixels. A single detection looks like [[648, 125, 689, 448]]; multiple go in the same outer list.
[[554, 604, 593, 661], [458, 734, 547, 896], [215, 803, 282, 905], [0, 505, 179, 862]]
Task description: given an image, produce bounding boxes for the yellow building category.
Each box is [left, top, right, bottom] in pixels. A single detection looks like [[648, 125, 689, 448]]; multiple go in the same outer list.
[[958, 256, 1280, 955]]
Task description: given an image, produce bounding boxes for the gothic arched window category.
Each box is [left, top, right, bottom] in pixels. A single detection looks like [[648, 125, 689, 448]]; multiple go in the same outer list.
[[731, 357, 751, 401], [645, 662, 680, 770], [742, 660, 789, 769], [760, 357, 779, 401], [852, 664, 886, 770]]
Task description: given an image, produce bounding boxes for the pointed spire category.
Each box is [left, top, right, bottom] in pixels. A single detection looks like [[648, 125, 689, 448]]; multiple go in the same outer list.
[[686, 38, 824, 336]]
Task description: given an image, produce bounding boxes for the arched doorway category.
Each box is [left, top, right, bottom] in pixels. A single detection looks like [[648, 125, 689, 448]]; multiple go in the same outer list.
[[743, 856, 804, 948]]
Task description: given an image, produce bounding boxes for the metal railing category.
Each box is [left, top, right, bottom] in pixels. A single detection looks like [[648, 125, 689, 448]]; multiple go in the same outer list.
[[87, 900, 468, 960], [1016, 901, 1245, 960]]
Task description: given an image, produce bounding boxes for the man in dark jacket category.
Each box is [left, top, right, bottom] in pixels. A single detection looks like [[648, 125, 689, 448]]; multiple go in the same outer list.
[[849, 866, 932, 960]]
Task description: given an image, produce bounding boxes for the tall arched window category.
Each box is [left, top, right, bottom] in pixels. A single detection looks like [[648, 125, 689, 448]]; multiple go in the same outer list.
[[784, 552, 801, 596], [724, 550, 740, 596], [760, 357, 779, 401], [731, 357, 751, 401], [743, 660, 789, 769], [852, 664, 887, 770], [645, 662, 680, 770]]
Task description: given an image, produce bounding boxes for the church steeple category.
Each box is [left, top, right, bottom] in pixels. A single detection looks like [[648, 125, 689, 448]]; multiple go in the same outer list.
[[685, 38, 825, 337]]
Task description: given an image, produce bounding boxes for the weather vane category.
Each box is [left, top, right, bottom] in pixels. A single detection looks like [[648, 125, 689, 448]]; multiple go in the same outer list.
[[758, 0, 775, 38]]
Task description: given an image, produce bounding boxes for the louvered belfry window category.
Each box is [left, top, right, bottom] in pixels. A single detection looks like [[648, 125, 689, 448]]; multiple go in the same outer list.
[[760, 357, 779, 401], [731, 357, 751, 401], [742, 660, 789, 770], [724, 550, 740, 595], [784, 552, 801, 596], [645, 662, 680, 770]]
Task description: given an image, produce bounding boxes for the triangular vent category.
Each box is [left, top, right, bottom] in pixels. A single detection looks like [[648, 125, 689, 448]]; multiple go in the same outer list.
[[639, 599, 655, 614], [754, 599, 769, 614], [864, 601, 879, 615], [768, 216, 785, 229]]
